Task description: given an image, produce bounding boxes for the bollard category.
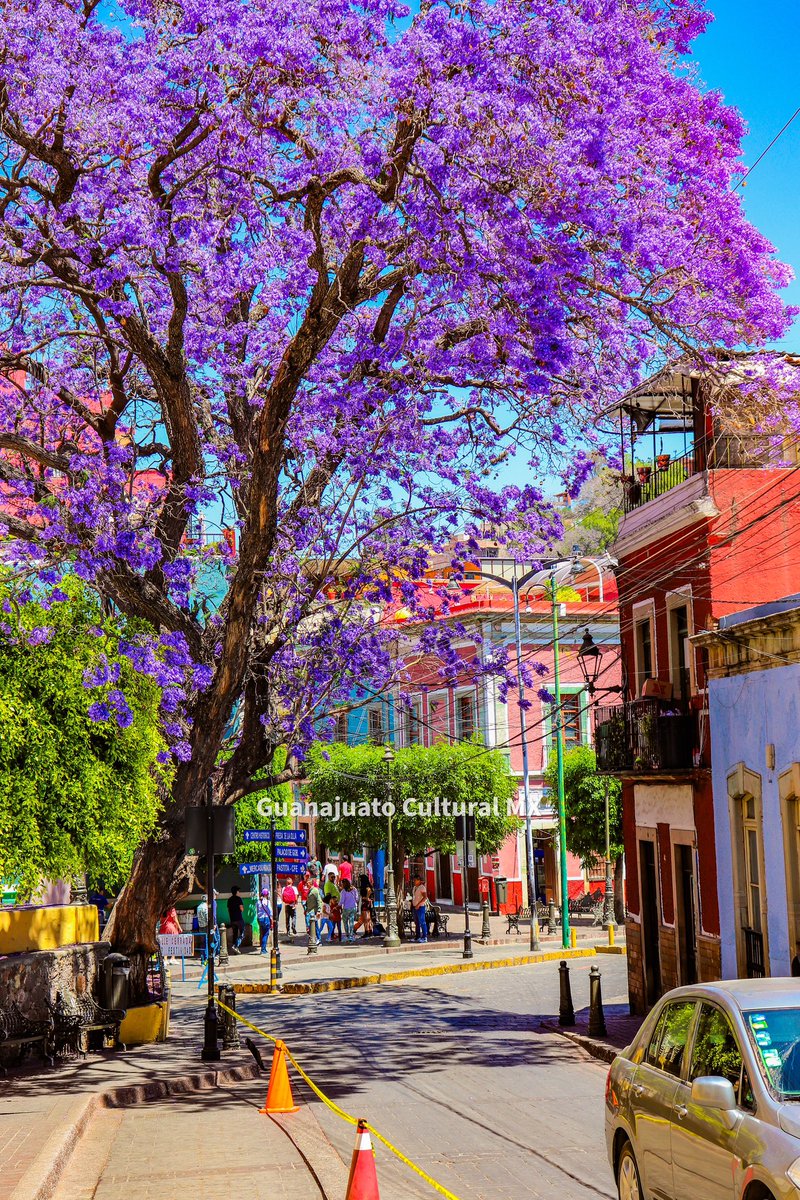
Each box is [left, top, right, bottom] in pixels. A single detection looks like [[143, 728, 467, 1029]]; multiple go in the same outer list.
[[548, 901, 557, 934], [270, 945, 279, 995], [570, 927, 577, 949], [481, 901, 491, 941], [588, 964, 607, 1038], [558, 960, 575, 1026], [608, 923, 615, 948], [219, 923, 229, 966], [218, 983, 240, 1049], [307, 913, 319, 956]]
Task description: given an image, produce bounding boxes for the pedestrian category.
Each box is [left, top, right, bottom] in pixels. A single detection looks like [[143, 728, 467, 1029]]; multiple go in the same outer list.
[[322, 871, 340, 905], [227, 886, 245, 953], [282, 878, 298, 935], [257, 889, 272, 954], [412, 874, 429, 943], [340, 879, 358, 943], [318, 898, 334, 942], [329, 893, 343, 942], [195, 896, 209, 961], [297, 874, 310, 931], [338, 854, 353, 885], [306, 878, 322, 939], [355, 877, 374, 937]]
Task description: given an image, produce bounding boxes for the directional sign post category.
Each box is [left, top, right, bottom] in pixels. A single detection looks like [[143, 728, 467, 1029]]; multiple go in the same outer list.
[[239, 861, 271, 875], [243, 829, 307, 845]]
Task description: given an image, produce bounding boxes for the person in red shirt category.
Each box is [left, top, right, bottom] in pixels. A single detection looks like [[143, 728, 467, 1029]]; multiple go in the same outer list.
[[338, 854, 353, 884], [297, 875, 310, 931]]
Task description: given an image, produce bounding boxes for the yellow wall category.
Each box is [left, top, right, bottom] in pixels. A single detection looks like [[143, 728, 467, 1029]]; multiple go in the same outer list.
[[0, 904, 100, 953], [119, 1000, 170, 1045]]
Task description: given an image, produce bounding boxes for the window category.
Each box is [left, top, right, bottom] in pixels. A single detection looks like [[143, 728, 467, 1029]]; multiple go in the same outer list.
[[689, 1003, 752, 1109], [634, 613, 654, 697], [560, 694, 583, 750], [728, 766, 769, 978], [779, 767, 800, 969], [405, 701, 422, 746], [669, 603, 691, 700], [334, 712, 348, 743], [456, 693, 476, 741], [647, 1001, 696, 1078], [368, 707, 383, 744]]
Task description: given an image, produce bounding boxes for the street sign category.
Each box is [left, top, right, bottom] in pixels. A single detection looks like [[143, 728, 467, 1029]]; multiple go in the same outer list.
[[157, 933, 194, 958], [243, 829, 308, 844], [275, 846, 309, 860], [274, 856, 308, 868], [239, 861, 271, 875]]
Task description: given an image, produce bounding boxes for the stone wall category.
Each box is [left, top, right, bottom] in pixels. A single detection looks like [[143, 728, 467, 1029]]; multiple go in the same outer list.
[[0, 941, 111, 1022]]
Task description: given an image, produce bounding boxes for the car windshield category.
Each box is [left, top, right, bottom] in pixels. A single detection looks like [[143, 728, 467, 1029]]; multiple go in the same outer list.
[[745, 1010, 800, 1099]]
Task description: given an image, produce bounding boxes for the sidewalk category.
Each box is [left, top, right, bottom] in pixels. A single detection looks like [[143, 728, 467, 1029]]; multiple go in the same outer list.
[[543, 1003, 644, 1064]]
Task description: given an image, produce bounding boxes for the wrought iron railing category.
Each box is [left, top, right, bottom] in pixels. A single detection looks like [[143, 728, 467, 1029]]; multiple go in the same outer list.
[[743, 927, 766, 979], [595, 699, 696, 773], [622, 433, 778, 512]]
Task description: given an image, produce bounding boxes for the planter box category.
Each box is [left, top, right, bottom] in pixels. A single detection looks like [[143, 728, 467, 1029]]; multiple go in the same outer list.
[[119, 998, 171, 1045]]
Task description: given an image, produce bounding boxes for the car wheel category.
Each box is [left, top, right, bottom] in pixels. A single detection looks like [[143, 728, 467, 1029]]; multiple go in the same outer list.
[[617, 1142, 643, 1200]]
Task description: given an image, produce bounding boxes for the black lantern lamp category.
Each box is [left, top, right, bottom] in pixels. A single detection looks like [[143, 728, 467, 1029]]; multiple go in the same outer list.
[[577, 629, 603, 695]]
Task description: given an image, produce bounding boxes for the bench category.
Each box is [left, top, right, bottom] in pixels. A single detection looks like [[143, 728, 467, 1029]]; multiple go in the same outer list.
[[402, 903, 450, 939], [506, 904, 560, 934], [0, 1002, 53, 1074], [49, 988, 126, 1058]]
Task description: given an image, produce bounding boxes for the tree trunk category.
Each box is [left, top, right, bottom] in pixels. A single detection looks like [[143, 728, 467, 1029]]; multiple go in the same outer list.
[[104, 824, 188, 1001], [614, 855, 625, 926]]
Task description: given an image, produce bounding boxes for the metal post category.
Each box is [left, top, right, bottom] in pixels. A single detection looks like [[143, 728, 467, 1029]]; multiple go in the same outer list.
[[383, 752, 401, 948], [201, 779, 221, 1062], [481, 900, 491, 941], [462, 825, 473, 959], [307, 912, 318, 955], [512, 573, 541, 952], [218, 923, 229, 967], [602, 778, 616, 930], [588, 964, 607, 1037], [551, 577, 571, 951], [218, 983, 240, 1049], [270, 815, 282, 979], [558, 959, 575, 1027]]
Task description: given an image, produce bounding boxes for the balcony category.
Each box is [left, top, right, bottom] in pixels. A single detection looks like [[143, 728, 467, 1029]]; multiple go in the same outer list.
[[595, 699, 697, 774], [623, 434, 776, 513]]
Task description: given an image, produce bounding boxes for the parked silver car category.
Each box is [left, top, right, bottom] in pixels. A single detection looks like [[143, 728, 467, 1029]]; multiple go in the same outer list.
[[605, 979, 800, 1200]]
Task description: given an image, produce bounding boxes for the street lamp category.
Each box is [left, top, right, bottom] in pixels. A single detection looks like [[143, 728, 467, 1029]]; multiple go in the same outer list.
[[382, 744, 401, 948], [576, 629, 619, 931]]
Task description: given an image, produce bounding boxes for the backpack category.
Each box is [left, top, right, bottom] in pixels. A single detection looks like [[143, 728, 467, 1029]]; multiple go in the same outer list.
[[282, 885, 297, 904]]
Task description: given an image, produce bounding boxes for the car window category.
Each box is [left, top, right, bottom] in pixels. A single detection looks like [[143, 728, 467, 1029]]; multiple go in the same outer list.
[[653, 1001, 696, 1078], [745, 1009, 800, 1099], [644, 1009, 668, 1068], [689, 1003, 750, 1107]]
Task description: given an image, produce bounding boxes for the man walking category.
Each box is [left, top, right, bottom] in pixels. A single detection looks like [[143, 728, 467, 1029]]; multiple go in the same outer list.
[[412, 874, 429, 944], [227, 885, 245, 953]]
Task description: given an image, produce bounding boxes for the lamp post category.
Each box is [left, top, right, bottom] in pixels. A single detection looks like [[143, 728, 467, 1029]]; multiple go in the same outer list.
[[576, 628, 620, 931], [382, 744, 401, 948]]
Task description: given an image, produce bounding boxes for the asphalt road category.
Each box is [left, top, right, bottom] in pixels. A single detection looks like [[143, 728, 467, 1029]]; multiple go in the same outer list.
[[238, 954, 630, 1200]]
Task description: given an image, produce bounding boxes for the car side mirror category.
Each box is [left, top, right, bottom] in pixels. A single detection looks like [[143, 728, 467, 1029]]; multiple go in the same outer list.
[[691, 1076, 737, 1111]]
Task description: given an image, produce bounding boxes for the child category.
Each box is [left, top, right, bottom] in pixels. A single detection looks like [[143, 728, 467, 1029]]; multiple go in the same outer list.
[[340, 879, 358, 944], [329, 894, 343, 942]]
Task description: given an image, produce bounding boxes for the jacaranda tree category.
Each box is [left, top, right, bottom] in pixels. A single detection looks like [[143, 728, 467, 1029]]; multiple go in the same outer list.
[[0, 0, 791, 961]]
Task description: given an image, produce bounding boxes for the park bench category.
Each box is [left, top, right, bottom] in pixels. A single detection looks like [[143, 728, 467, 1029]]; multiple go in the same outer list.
[[49, 987, 126, 1058], [506, 903, 560, 935], [401, 903, 450, 939], [0, 1001, 53, 1074]]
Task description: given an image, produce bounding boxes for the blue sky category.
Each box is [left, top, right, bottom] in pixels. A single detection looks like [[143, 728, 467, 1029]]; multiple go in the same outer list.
[[695, 2, 800, 345]]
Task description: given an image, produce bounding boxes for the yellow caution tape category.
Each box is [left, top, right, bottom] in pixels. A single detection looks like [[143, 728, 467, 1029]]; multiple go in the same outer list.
[[217, 998, 463, 1200]]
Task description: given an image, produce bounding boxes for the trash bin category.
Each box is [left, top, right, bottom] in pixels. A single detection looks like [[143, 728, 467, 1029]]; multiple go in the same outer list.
[[102, 952, 131, 1011], [495, 877, 508, 908]]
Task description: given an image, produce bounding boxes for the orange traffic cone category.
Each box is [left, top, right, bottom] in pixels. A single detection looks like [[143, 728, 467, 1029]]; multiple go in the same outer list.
[[345, 1119, 381, 1200], [259, 1041, 300, 1114]]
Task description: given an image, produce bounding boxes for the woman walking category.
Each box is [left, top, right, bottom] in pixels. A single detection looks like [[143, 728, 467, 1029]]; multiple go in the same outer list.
[[340, 879, 358, 943], [355, 877, 374, 938], [257, 889, 272, 954]]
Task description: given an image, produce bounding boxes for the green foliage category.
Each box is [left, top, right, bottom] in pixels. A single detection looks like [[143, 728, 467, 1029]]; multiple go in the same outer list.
[[0, 580, 168, 897], [543, 744, 622, 867], [307, 740, 518, 857]]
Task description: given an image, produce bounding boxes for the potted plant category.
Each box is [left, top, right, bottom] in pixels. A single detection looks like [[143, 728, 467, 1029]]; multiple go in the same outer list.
[[656, 453, 671, 471], [636, 465, 652, 484]]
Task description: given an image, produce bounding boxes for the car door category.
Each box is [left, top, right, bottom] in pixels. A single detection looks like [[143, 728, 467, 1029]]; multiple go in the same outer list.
[[670, 1002, 747, 1200], [631, 1000, 696, 1200]]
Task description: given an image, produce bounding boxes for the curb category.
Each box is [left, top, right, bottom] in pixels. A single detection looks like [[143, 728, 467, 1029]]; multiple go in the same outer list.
[[546, 1025, 620, 1064], [7, 1060, 260, 1200], [9, 1094, 101, 1200], [595, 945, 627, 955], [234, 946, 597, 994]]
